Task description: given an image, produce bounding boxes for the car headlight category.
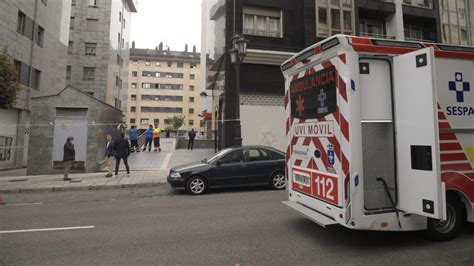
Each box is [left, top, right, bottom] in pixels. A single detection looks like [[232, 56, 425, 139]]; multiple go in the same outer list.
[[170, 172, 181, 179]]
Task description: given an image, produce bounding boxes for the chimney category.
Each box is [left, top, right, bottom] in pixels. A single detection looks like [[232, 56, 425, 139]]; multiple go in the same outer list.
[[131, 41, 135, 49], [193, 45, 196, 54], [159, 42, 163, 51], [185, 44, 188, 52]]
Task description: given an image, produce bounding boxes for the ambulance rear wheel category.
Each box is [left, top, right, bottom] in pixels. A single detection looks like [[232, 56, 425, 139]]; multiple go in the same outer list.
[[426, 194, 464, 241]]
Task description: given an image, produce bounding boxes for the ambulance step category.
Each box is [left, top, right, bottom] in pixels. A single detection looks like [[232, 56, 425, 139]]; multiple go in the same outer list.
[[282, 201, 338, 228]]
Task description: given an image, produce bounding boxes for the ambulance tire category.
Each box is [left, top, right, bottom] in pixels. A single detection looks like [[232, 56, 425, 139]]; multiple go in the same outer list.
[[426, 194, 464, 241], [270, 171, 286, 190]]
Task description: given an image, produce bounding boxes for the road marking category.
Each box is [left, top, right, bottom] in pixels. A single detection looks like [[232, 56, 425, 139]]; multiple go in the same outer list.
[[0, 225, 95, 234], [160, 152, 173, 170], [5, 202, 43, 206]]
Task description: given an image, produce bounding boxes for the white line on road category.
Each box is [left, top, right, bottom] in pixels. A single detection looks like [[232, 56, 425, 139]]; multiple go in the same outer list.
[[160, 152, 173, 170], [0, 226, 95, 234]]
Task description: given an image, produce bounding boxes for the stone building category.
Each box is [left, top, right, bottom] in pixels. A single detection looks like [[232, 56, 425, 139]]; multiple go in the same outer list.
[[66, 0, 137, 112], [0, 0, 71, 170], [27, 86, 122, 175], [127, 45, 205, 134]]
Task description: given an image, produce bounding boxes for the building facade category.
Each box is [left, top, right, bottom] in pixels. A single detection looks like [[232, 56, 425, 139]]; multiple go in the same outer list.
[[66, 0, 137, 111], [127, 45, 205, 133], [201, 0, 474, 151], [0, 0, 71, 170]]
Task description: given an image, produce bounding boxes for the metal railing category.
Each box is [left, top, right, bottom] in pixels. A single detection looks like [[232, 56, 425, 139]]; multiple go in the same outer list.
[[359, 32, 396, 40]]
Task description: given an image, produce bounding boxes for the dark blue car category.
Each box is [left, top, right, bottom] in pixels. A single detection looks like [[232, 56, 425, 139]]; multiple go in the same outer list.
[[167, 146, 286, 195]]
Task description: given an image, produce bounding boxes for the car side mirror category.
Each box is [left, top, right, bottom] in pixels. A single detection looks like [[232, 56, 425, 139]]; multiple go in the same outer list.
[[216, 160, 222, 166]]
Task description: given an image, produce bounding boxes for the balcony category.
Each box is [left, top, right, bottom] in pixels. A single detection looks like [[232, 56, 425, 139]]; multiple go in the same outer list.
[[359, 32, 396, 40], [356, 0, 396, 14]]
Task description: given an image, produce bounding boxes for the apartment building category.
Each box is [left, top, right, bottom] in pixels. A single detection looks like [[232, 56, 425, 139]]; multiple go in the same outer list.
[[0, 0, 71, 170], [202, 0, 474, 150], [127, 45, 204, 133], [66, 0, 137, 110]]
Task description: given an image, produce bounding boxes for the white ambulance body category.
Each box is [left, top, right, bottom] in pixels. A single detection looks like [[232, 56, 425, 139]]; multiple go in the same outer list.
[[281, 35, 474, 240]]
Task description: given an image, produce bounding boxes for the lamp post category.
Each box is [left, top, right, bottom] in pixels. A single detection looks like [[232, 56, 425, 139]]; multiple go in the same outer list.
[[229, 34, 248, 147]]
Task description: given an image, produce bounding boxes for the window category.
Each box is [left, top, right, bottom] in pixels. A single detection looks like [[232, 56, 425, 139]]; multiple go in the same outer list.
[[154, 119, 160, 125], [31, 69, 41, 90], [17, 11, 26, 35], [190, 63, 197, 68], [316, 0, 353, 37], [131, 107, 136, 112], [132, 71, 137, 77], [131, 83, 137, 89], [167, 62, 172, 67], [190, 85, 195, 91], [404, 24, 423, 41], [189, 97, 194, 103], [72, 0, 76, 5], [123, 19, 126, 28], [66, 66, 71, 80], [89, 0, 99, 7], [190, 74, 195, 80], [116, 54, 120, 64], [83, 67, 95, 80], [246, 149, 269, 162], [440, 0, 471, 45], [115, 76, 119, 86], [221, 150, 245, 164], [177, 62, 184, 68], [118, 33, 121, 43], [243, 6, 283, 37], [145, 60, 150, 66], [403, 0, 433, 8], [189, 108, 194, 114], [141, 95, 183, 101], [35, 25, 44, 46], [131, 95, 136, 101], [70, 17, 75, 30], [85, 42, 97, 55], [140, 118, 149, 124], [119, 11, 122, 22], [130, 118, 136, 124], [132, 60, 138, 65], [68, 41, 73, 54], [189, 120, 194, 126], [141, 107, 183, 113], [86, 19, 98, 31], [359, 18, 384, 37]]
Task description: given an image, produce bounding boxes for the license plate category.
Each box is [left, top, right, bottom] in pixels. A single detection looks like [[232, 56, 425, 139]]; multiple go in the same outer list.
[[294, 173, 310, 186]]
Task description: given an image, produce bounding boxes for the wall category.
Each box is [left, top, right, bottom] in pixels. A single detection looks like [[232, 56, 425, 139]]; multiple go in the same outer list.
[[240, 93, 286, 151], [0, 109, 19, 169], [27, 87, 122, 175]]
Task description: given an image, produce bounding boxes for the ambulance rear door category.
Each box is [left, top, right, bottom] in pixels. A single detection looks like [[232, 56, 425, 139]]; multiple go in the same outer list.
[[393, 47, 446, 220]]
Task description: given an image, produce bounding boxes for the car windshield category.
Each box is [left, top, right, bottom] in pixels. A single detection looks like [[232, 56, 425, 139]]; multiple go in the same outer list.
[[205, 148, 232, 163]]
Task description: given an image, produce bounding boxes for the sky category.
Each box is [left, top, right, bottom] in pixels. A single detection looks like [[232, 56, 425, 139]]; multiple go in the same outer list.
[[131, 0, 202, 51]]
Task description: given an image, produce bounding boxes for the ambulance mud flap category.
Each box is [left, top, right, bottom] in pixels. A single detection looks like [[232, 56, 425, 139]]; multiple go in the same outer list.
[[282, 201, 338, 228], [393, 47, 446, 220]]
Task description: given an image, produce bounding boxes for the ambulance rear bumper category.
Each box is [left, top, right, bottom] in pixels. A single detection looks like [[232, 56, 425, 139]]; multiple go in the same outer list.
[[282, 200, 338, 228]]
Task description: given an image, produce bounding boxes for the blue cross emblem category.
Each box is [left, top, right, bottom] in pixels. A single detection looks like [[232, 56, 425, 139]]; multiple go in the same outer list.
[[449, 72, 470, 103], [317, 90, 328, 114]]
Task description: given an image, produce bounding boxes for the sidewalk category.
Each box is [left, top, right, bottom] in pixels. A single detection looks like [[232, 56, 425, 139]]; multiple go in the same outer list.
[[0, 170, 169, 194]]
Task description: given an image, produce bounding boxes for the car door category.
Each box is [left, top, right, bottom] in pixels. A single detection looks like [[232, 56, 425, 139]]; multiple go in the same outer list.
[[209, 149, 247, 187], [244, 148, 275, 185]]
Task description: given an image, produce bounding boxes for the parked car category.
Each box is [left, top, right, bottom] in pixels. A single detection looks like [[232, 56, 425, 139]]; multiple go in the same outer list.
[[167, 146, 286, 195]]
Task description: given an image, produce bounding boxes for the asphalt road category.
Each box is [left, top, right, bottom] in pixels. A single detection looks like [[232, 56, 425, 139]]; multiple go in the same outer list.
[[1, 186, 474, 265]]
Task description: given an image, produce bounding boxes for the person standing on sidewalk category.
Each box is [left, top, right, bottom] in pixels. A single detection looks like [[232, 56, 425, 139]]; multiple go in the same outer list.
[[114, 133, 130, 176], [128, 125, 139, 153], [188, 128, 196, 151], [63, 136, 75, 181], [143, 125, 154, 152], [104, 134, 115, 178], [153, 125, 162, 152]]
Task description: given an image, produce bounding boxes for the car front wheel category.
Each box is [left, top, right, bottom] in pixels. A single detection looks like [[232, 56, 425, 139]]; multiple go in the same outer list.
[[270, 172, 286, 190], [186, 176, 207, 195]]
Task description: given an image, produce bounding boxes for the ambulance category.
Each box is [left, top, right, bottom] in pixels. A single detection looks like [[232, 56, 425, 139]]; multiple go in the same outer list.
[[281, 35, 474, 241]]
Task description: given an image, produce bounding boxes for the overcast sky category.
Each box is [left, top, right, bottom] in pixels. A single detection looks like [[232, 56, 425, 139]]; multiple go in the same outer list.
[[131, 0, 202, 51]]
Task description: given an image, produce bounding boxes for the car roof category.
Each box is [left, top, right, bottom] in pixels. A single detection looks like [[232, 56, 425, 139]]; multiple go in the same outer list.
[[227, 145, 284, 153]]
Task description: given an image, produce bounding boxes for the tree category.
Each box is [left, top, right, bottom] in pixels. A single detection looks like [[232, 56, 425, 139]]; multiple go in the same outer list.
[[0, 47, 19, 109], [165, 115, 185, 131]]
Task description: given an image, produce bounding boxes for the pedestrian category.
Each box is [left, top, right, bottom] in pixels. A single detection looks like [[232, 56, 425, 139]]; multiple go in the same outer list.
[[153, 125, 162, 152], [104, 134, 115, 177], [128, 125, 139, 153], [188, 128, 196, 151], [63, 136, 75, 181], [114, 133, 130, 176], [143, 125, 154, 152]]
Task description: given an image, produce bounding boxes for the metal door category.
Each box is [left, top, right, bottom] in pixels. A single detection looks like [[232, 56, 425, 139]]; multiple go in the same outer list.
[[52, 119, 88, 162]]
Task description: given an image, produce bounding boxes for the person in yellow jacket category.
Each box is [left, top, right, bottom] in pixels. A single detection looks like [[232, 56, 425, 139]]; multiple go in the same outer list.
[[153, 125, 162, 152]]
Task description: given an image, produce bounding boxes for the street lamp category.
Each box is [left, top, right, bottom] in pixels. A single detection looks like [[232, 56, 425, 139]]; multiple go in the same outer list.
[[229, 34, 248, 146]]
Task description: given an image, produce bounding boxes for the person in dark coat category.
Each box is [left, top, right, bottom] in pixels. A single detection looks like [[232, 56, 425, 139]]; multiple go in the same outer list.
[[104, 134, 115, 177], [114, 133, 130, 176], [63, 136, 75, 181], [188, 128, 196, 151]]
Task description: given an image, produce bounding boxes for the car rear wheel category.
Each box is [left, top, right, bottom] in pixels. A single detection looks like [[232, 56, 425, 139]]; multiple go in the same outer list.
[[426, 194, 464, 241], [186, 176, 207, 195], [270, 172, 286, 190]]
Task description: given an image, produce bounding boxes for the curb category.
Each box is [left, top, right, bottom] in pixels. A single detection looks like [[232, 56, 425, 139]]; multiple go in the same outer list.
[[0, 182, 167, 194]]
